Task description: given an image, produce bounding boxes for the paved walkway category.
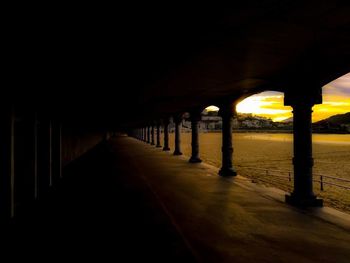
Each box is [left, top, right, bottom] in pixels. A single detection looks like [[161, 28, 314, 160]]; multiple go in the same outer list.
[[112, 135, 350, 263], [6, 135, 350, 262]]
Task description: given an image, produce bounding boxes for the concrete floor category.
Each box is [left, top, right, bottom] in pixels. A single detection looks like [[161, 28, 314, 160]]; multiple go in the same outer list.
[[112, 135, 350, 263], [5, 135, 350, 262]]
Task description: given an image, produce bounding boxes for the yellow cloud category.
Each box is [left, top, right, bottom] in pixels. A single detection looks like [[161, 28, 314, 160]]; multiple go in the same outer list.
[[313, 93, 350, 121], [236, 92, 293, 122], [236, 89, 350, 123], [208, 77, 349, 123]]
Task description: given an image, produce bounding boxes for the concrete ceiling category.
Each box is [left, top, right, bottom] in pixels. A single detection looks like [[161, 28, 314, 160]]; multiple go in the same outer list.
[[8, 1, 350, 128]]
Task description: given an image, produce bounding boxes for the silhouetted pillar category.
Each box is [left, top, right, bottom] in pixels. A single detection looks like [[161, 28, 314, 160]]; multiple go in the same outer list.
[[173, 116, 183, 155], [151, 125, 155, 145], [37, 114, 51, 199], [59, 123, 62, 179], [147, 126, 150, 143], [156, 123, 162, 147], [14, 108, 37, 209], [163, 119, 170, 151], [51, 120, 62, 185], [0, 106, 15, 220], [219, 103, 237, 176], [285, 91, 323, 206], [34, 113, 39, 198], [189, 110, 202, 163], [49, 121, 53, 187]]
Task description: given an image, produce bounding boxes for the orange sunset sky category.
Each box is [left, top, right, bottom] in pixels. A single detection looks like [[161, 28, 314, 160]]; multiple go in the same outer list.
[[207, 73, 350, 122]]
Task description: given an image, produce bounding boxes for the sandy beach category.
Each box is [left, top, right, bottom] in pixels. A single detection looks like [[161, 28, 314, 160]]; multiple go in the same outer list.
[[161, 132, 350, 213]]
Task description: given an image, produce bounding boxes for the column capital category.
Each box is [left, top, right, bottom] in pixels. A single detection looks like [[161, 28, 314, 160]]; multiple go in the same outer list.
[[284, 88, 322, 107], [218, 102, 236, 118], [173, 114, 183, 124], [190, 109, 202, 122], [162, 117, 170, 125]]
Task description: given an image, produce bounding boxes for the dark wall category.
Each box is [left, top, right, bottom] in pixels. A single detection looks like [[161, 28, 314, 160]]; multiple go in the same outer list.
[[62, 127, 104, 166]]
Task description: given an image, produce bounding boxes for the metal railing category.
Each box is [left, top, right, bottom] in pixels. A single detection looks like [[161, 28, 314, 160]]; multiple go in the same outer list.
[[237, 165, 350, 191], [313, 173, 350, 191]]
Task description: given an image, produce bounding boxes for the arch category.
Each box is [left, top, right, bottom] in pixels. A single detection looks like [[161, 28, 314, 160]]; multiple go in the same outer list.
[[235, 91, 292, 124], [313, 72, 350, 123], [201, 105, 221, 132]]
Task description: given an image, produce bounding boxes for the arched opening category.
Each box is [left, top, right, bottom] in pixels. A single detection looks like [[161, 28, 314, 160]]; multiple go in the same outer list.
[[232, 81, 350, 211], [153, 75, 349, 211], [311, 73, 350, 211], [236, 91, 292, 123], [196, 105, 223, 167], [233, 91, 295, 193], [201, 106, 221, 131], [168, 106, 222, 165], [313, 73, 350, 123]]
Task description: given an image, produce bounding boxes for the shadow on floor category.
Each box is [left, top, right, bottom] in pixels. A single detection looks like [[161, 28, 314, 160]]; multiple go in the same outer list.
[[3, 141, 196, 262]]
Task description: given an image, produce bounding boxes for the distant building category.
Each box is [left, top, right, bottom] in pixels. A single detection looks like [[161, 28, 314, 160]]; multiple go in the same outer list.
[[180, 111, 293, 131]]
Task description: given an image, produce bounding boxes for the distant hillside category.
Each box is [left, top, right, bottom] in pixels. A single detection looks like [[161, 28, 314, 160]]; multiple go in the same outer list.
[[315, 112, 350, 125], [281, 117, 293, 123], [313, 112, 350, 133]]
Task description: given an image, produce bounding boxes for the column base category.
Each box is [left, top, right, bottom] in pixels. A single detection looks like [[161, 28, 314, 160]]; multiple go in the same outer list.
[[189, 157, 202, 163], [219, 167, 237, 177], [285, 193, 323, 207], [156, 144, 162, 148], [151, 142, 155, 145], [173, 150, 183, 156], [163, 147, 170, 151]]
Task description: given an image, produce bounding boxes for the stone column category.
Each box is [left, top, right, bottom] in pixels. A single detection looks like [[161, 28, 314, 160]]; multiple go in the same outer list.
[[49, 120, 53, 187], [218, 103, 237, 176], [163, 119, 170, 151], [59, 123, 62, 179], [51, 120, 62, 186], [285, 91, 323, 206], [151, 125, 155, 145], [173, 116, 183, 155], [34, 112, 39, 198], [16, 109, 38, 207], [0, 106, 15, 220], [147, 126, 150, 143], [189, 110, 202, 163], [37, 113, 51, 199], [156, 123, 162, 148]]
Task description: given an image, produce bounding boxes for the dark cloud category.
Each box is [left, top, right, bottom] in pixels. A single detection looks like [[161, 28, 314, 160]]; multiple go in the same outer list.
[[324, 73, 350, 96], [255, 91, 283, 97]]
